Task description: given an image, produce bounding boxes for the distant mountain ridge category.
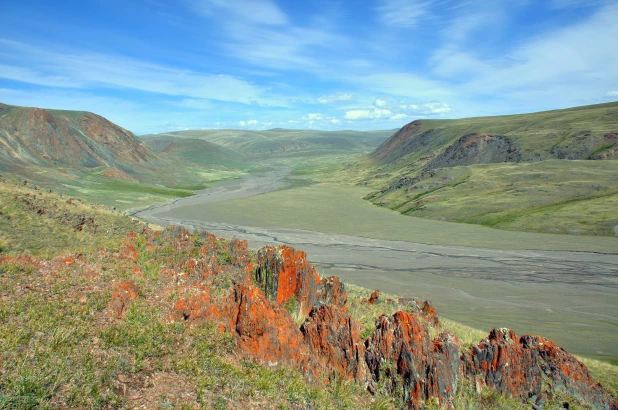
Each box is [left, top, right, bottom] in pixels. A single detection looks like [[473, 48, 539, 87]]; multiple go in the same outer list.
[[0, 102, 157, 175]]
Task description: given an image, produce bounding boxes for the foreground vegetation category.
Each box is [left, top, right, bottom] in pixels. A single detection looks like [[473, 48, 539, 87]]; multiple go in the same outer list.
[[1, 175, 616, 409]]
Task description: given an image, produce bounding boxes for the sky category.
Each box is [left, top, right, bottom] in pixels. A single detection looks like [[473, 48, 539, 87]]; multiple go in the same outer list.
[[1, 0, 617, 134]]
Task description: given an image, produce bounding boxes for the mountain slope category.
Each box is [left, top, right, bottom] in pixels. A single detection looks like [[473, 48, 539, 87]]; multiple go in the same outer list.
[[351, 102, 618, 236], [0, 103, 249, 210], [0, 103, 156, 174]]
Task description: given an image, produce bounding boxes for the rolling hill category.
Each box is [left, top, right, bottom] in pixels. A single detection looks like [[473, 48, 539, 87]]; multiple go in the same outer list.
[[141, 128, 394, 160], [350, 102, 618, 236]]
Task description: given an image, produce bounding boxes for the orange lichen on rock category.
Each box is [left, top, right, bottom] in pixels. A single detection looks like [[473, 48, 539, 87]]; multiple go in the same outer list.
[[301, 305, 370, 385], [318, 276, 347, 310], [108, 280, 139, 319], [226, 284, 317, 375], [365, 311, 459, 409], [368, 289, 380, 304], [463, 328, 617, 409], [254, 245, 322, 315]]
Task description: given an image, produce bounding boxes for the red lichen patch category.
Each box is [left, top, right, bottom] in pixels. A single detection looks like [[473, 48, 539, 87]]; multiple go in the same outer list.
[[108, 280, 139, 319], [368, 289, 380, 305], [170, 288, 214, 325], [318, 276, 347, 310], [521, 334, 617, 409], [254, 245, 322, 315], [301, 305, 370, 385], [226, 284, 316, 375], [427, 332, 461, 408]]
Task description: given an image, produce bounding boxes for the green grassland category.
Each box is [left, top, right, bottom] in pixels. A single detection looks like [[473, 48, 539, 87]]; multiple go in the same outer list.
[[164, 182, 618, 253], [367, 160, 618, 236]]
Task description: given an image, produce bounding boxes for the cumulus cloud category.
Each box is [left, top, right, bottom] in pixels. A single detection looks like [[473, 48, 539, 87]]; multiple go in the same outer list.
[[316, 92, 355, 104], [344, 99, 451, 122], [605, 91, 618, 98], [238, 119, 259, 126], [344, 108, 392, 120]]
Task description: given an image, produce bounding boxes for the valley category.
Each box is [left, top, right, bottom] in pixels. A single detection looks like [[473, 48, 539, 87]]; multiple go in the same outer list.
[[136, 167, 618, 362]]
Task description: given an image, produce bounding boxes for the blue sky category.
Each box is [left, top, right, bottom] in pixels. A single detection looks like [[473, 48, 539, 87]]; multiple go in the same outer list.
[[1, 0, 617, 134]]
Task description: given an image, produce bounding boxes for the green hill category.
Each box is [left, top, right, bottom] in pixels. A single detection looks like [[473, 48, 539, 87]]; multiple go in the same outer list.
[[349, 102, 618, 236]]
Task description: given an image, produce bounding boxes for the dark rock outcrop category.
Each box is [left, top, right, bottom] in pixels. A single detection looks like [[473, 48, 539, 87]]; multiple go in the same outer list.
[[317, 275, 347, 310], [365, 311, 460, 409], [301, 305, 370, 384], [253, 245, 322, 315], [368, 289, 380, 304], [463, 328, 617, 409]]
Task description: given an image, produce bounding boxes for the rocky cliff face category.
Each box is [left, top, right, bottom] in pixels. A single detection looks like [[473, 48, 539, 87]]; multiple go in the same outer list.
[[0, 103, 157, 174]]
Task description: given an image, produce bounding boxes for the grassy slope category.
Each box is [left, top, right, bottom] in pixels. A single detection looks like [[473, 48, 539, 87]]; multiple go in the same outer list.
[[346, 102, 618, 236], [2, 176, 615, 409]]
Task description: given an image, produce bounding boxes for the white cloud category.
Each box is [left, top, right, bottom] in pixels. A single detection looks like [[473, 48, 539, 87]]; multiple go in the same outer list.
[[0, 40, 275, 106], [345, 108, 392, 120], [605, 91, 618, 98], [194, 0, 287, 25], [374, 98, 389, 107], [316, 92, 355, 104], [238, 119, 259, 126], [377, 0, 434, 28], [461, 4, 618, 97], [302, 113, 325, 121], [390, 113, 408, 120]]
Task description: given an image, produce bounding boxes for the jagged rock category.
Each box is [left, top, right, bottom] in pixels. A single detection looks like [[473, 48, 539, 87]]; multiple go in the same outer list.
[[368, 289, 380, 304], [463, 328, 617, 409], [108, 280, 138, 319], [522, 334, 617, 410], [365, 311, 460, 409], [301, 305, 370, 385], [227, 284, 316, 375], [427, 332, 461, 407], [254, 245, 322, 315], [170, 287, 214, 325], [317, 276, 347, 309]]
